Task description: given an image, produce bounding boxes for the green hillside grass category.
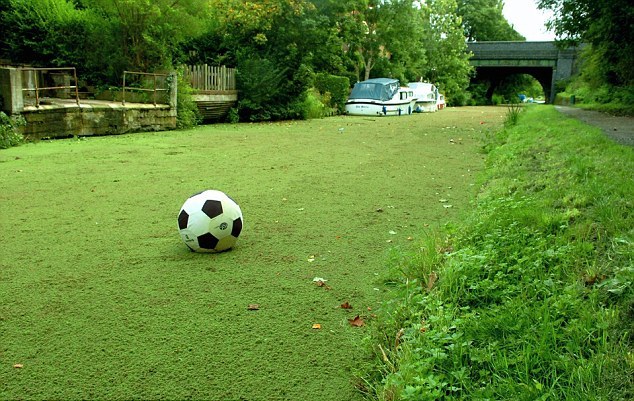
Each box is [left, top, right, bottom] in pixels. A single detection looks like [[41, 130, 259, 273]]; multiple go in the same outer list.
[[366, 106, 634, 400], [0, 108, 505, 400]]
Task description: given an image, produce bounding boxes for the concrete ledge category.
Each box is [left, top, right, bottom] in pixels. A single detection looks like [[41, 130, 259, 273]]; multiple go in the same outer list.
[[19, 99, 176, 139]]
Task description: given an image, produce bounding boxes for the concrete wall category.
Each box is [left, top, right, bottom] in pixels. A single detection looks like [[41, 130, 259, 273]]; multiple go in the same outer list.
[[0, 68, 24, 114], [192, 91, 237, 121], [19, 102, 176, 139]]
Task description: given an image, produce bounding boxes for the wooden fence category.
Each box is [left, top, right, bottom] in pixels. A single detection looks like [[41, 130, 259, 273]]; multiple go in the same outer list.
[[185, 65, 236, 92]]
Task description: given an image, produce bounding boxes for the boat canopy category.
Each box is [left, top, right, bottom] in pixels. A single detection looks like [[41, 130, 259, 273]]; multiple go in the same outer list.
[[408, 82, 438, 101], [348, 78, 400, 101]]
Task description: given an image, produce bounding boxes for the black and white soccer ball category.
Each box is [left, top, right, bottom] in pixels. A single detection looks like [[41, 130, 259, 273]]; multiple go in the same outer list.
[[177, 190, 243, 253]]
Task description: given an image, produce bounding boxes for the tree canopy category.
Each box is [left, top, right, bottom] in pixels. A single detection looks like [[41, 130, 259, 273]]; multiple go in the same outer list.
[[538, 0, 633, 86], [457, 0, 524, 41], [0, 0, 530, 120]]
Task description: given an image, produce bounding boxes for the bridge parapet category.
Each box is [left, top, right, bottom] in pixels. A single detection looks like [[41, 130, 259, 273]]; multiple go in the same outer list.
[[468, 41, 559, 60], [466, 41, 584, 103]]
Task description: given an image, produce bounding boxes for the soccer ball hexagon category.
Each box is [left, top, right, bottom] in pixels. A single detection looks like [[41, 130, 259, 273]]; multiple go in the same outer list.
[[177, 190, 243, 253]]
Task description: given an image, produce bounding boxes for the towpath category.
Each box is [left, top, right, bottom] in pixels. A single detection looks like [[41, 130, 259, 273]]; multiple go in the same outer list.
[[555, 106, 634, 147]]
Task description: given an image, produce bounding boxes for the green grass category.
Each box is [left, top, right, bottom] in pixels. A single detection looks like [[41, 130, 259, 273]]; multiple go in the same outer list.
[[366, 105, 634, 400], [0, 107, 505, 400]]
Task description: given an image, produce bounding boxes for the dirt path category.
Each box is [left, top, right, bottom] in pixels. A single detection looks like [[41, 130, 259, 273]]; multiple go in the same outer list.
[[555, 106, 634, 147]]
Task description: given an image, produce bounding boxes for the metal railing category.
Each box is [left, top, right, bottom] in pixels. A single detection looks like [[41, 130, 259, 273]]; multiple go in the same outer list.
[[21, 67, 80, 108], [122, 71, 169, 106]]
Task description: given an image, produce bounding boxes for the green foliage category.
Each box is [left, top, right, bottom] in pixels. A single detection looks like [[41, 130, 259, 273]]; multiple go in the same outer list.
[[1, 0, 88, 66], [457, 0, 525, 41], [235, 57, 289, 121], [422, 0, 473, 106], [226, 107, 239, 124], [1, 0, 208, 86], [298, 88, 328, 119], [0, 112, 25, 149], [558, 47, 634, 115], [172, 70, 201, 129], [366, 106, 634, 400], [503, 103, 524, 127], [538, 0, 633, 88], [314, 73, 350, 113]]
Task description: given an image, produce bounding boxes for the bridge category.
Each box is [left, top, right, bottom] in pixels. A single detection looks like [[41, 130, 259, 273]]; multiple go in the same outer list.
[[467, 41, 584, 103]]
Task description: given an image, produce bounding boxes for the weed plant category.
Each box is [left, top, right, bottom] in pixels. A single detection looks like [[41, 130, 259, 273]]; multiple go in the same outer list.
[[503, 103, 524, 128], [366, 106, 634, 400], [0, 112, 25, 149]]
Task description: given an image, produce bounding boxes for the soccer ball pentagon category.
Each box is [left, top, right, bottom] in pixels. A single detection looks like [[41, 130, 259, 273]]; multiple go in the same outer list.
[[177, 190, 243, 253]]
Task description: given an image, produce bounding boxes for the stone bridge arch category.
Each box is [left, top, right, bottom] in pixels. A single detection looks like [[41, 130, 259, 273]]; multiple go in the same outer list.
[[467, 41, 584, 103]]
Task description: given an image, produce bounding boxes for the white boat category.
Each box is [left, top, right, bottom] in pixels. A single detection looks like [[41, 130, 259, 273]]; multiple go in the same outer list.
[[407, 82, 438, 113], [345, 78, 417, 116], [437, 93, 446, 110]]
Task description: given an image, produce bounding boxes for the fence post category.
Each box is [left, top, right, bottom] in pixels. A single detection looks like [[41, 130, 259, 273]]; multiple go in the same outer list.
[[168, 72, 177, 111], [122, 72, 126, 106]]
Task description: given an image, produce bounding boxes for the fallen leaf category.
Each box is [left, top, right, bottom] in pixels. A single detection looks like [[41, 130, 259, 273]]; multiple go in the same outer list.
[[312, 323, 322, 329], [314, 280, 332, 290], [13, 364, 23, 369], [247, 304, 260, 311], [340, 301, 353, 309], [407, 236, 413, 241], [348, 315, 365, 327]]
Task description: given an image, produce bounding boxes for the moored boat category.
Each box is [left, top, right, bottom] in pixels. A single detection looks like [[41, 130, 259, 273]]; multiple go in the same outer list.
[[437, 93, 446, 110], [345, 78, 417, 116], [407, 82, 438, 113]]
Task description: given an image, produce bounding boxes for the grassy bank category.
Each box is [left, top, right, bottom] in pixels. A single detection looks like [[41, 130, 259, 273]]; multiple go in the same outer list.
[[0, 108, 505, 400], [366, 106, 634, 400]]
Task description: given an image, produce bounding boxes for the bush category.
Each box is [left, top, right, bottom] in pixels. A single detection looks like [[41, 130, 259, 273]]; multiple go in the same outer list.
[[0, 112, 25, 149], [299, 88, 328, 119], [236, 57, 288, 122], [172, 70, 201, 129], [314, 73, 350, 113]]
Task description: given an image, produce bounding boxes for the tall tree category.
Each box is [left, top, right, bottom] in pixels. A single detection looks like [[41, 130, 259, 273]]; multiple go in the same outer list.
[[331, 0, 425, 82], [194, 0, 321, 121], [1, 0, 90, 66], [538, 0, 633, 86], [457, 0, 524, 41], [422, 0, 472, 105], [79, 0, 209, 72]]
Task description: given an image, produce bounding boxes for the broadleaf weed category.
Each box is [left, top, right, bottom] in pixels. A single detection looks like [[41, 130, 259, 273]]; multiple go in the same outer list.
[[366, 106, 634, 400]]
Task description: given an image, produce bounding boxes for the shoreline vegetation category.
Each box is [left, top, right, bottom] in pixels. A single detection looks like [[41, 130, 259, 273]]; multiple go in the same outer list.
[[364, 105, 633, 400]]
